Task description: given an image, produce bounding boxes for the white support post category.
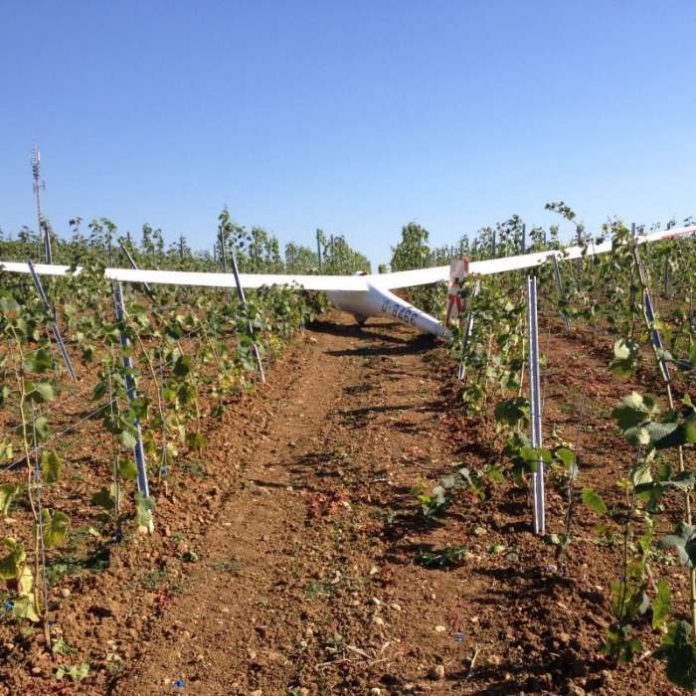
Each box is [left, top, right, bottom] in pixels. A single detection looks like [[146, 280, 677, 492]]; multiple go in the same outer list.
[[458, 295, 477, 382], [550, 255, 571, 334], [527, 276, 545, 535]]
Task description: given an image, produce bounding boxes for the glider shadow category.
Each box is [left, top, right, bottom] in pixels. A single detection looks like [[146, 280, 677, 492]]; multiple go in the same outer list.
[[325, 339, 435, 358], [309, 320, 412, 345]]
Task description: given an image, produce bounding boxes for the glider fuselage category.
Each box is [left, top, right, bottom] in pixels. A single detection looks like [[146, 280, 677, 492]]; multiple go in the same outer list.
[[328, 283, 447, 337]]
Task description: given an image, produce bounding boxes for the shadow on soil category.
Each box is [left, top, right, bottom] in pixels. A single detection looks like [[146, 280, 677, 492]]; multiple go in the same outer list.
[[309, 319, 412, 346], [325, 336, 436, 358]]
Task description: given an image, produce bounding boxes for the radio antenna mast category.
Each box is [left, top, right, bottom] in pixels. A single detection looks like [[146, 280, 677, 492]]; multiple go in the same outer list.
[[31, 144, 52, 263]]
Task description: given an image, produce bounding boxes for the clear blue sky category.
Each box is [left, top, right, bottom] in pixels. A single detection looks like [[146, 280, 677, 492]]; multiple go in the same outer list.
[[2, 1, 695, 265]]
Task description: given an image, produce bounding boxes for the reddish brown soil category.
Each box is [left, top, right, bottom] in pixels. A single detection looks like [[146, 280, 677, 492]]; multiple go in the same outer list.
[[1, 311, 690, 694]]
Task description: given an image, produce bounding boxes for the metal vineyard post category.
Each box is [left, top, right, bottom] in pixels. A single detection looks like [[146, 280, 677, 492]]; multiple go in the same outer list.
[[527, 275, 545, 535], [112, 282, 153, 530]]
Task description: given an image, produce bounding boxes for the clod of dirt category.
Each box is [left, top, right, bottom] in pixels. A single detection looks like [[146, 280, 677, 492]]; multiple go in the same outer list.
[[88, 602, 117, 618], [428, 664, 446, 681]]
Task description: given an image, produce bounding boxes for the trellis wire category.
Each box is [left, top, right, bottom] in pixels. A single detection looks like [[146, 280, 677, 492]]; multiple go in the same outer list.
[[12, 336, 79, 365], [3, 400, 116, 472], [2, 322, 208, 471]]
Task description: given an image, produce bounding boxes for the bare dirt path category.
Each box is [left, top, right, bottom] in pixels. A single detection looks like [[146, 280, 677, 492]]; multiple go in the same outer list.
[[112, 314, 450, 694], [110, 314, 365, 694]]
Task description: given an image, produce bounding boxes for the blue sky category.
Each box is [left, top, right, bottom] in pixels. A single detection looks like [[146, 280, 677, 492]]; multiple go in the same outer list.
[[2, 1, 695, 265]]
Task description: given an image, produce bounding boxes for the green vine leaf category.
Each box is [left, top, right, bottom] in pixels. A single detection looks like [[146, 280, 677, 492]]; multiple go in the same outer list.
[[612, 392, 661, 445], [173, 355, 192, 377], [661, 472, 696, 492], [40, 509, 70, 548], [52, 637, 77, 656], [135, 492, 156, 528], [91, 486, 119, 511], [117, 429, 138, 450], [34, 416, 50, 441], [55, 662, 91, 682], [41, 451, 62, 484], [655, 621, 696, 690], [17, 564, 34, 597], [12, 595, 40, 623], [25, 381, 55, 403], [494, 397, 529, 427], [0, 538, 26, 580], [600, 624, 641, 664], [652, 578, 672, 630], [658, 523, 696, 568], [0, 441, 12, 464], [118, 457, 138, 481], [0, 484, 19, 516], [630, 449, 655, 487], [0, 295, 20, 313], [554, 447, 576, 468], [610, 338, 641, 377], [648, 421, 687, 450], [23, 347, 53, 374], [582, 488, 608, 515], [686, 417, 696, 445]]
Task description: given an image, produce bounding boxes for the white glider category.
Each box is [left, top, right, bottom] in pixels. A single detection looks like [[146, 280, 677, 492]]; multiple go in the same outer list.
[[1, 225, 694, 337]]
